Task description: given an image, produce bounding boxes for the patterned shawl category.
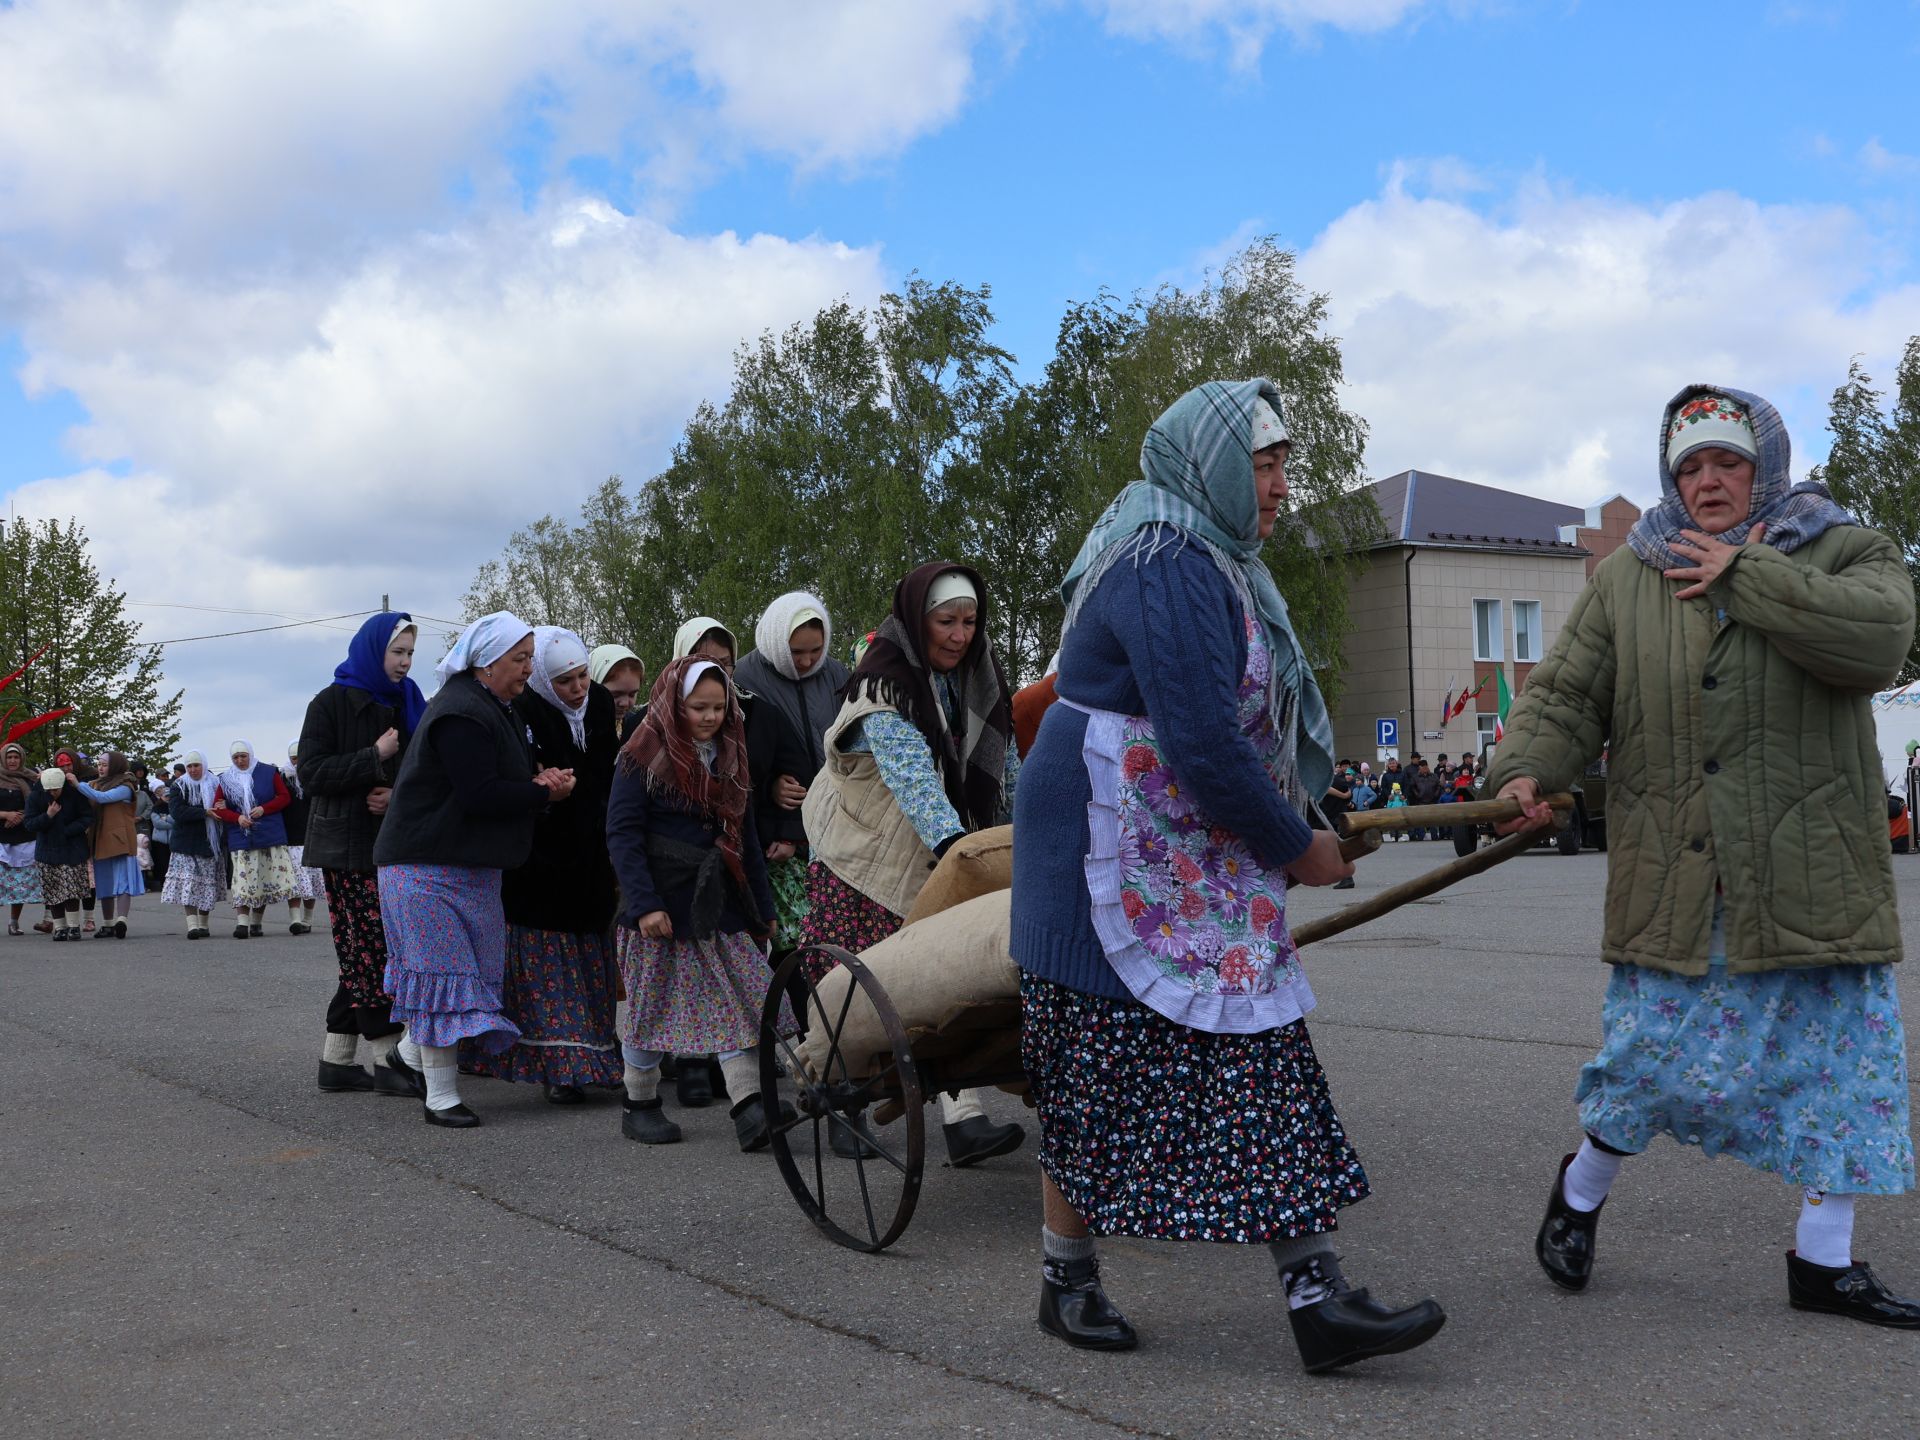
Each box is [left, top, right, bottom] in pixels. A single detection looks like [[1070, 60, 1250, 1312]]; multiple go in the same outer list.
[[1058, 378, 1335, 810], [846, 561, 1013, 831], [617, 655, 753, 889], [1627, 384, 1854, 570]]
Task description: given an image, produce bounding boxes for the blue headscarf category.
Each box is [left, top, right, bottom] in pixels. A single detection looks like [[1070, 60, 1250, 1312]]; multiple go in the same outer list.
[[333, 612, 428, 735]]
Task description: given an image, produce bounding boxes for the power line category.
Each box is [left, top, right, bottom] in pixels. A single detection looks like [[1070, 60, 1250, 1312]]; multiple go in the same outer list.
[[147, 611, 377, 646]]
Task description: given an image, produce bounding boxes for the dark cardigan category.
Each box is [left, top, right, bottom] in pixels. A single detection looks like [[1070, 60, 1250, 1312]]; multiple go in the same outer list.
[[25, 786, 93, 866], [298, 683, 406, 873], [605, 766, 775, 937], [503, 682, 619, 933], [0, 777, 38, 846]]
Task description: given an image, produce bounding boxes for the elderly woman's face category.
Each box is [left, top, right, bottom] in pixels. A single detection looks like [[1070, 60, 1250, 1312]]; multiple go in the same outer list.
[[922, 601, 977, 673], [1, 750, 19, 773], [483, 635, 537, 700], [1674, 448, 1755, 535]]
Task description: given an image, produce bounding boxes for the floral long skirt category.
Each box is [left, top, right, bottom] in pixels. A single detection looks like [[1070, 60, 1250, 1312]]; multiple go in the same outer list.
[[462, 926, 624, 1087], [769, 854, 812, 953], [38, 862, 90, 908], [618, 926, 795, 1056], [1576, 903, 1913, 1194], [793, 862, 903, 984], [0, 860, 42, 905], [1018, 971, 1370, 1243], [161, 852, 227, 911], [230, 846, 297, 911], [379, 863, 519, 1053], [323, 868, 401, 1040], [287, 845, 325, 902]]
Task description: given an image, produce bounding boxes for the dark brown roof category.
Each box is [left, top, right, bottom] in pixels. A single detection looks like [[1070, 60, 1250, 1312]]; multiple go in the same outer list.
[[1367, 469, 1588, 555]]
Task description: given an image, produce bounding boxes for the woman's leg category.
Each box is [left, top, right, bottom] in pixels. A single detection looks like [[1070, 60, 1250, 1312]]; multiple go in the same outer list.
[[1537, 1131, 1632, 1292], [619, 1043, 681, 1144], [1036, 1174, 1133, 1350]]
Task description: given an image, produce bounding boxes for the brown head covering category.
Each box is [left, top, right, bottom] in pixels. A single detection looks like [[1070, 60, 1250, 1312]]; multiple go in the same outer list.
[[617, 656, 753, 890], [847, 560, 1012, 831], [0, 742, 32, 798]]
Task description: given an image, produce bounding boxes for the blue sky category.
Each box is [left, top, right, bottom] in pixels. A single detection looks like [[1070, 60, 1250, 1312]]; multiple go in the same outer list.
[[0, 0, 1916, 751]]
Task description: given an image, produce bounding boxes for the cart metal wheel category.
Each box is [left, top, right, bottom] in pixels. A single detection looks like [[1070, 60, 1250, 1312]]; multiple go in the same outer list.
[[759, 945, 926, 1253]]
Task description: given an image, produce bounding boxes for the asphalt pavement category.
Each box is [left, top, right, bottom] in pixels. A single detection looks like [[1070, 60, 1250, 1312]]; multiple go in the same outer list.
[[3, 842, 1916, 1438]]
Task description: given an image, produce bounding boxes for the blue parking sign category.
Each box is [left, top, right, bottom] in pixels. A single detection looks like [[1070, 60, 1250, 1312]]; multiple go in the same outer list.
[[1376, 717, 1398, 748]]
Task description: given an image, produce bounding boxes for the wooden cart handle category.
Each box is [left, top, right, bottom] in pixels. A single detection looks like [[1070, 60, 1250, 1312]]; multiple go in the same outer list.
[[1342, 791, 1574, 836]]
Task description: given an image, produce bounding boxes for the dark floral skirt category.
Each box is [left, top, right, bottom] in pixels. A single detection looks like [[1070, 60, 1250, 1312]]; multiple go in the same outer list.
[[1018, 971, 1369, 1243], [462, 925, 624, 1087], [793, 861, 903, 984], [325, 869, 396, 1017]]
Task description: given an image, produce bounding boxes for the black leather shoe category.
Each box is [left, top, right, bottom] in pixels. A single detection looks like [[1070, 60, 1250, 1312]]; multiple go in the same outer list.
[[423, 1102, 481, 1128], [249, 924, 264, 938], [1285, 1255, 1446, 1373], [187, 927, 208, 939], [544, 1083, 587, 1106], [1333, 877, 1356, 890], [1787, 1251, 1920, 1328], [943, 1114, 1026, 1168], [232, 924, 249, 939], [676, 1056, 714, 1108], [380, 1046, 427, 1099], [1536, 1151, 1602, 1291], [317, 1058, 375, 1093], [621, 1097, 684, 1144], [52, 928, 68, 941], [732, 1094, 797, 1153], [1037, 1255, 1138, 1351], [91, 926, 115, 939], [113, 920, 128, 938], [830, 1109, 876, 1159]]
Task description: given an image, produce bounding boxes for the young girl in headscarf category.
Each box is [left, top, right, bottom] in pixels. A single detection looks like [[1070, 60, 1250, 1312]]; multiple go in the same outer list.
[[0, 743, 44, 935], [281, 741, 324, 934], [161, 752, 227, 938], [463, 626, 624, 1102], [26, 763, 92, 941], [589, 643, 647, 739], [605, 656, 794, 1151], [211, 740, 296, 938], [76, 751, 143, 937]]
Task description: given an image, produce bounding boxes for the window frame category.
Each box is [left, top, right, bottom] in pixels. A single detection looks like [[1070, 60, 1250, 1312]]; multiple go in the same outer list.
[[1476, 712, 1500, 751], [1511, 598, 1542, 664], [1472, 597, 1504, 662]]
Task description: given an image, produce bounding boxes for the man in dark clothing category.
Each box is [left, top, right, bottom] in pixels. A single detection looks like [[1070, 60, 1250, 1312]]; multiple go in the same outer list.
[[1406, 762, 1444, 839], [1322, 770, 1357, 889]]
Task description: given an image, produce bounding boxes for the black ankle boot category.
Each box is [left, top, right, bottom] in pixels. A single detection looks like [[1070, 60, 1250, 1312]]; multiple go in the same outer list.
[[1037, 1254, 1137, 1351], [1787, 1251, 1920, 1327], [1536, 1151, 1603, 1291], [621, 1097, 683, 1145], [943, 1114, 1026, 1168], [1284, 1255, 1446, 1374]]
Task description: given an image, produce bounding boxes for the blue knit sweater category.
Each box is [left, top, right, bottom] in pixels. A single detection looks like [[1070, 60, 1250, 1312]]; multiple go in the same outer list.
[[1011, 534, 1316, 1000]]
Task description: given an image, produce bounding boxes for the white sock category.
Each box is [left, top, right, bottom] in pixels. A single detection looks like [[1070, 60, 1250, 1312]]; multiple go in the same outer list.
[[198, 911, 211, 927], [321, 1033, 358, 1066], [419, 1044, 461, 1110], [183, 907, 198, 934], [718, 1048, 761, 1105], [1562, 1139, 1627, 1213], [623, 1063, 660, 1104], [1042, 1225, 1096, 1265], [398, 1033, 423, 1071], [1797, 1190, 1856, 1269], [302, 901, 315, 922], [939, 1088, 988, 1125], [368, 1033, 400, 1064]]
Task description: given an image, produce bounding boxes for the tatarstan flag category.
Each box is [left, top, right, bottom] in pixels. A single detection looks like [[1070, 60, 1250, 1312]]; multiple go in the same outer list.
[[1493, 665, 1513, 742]]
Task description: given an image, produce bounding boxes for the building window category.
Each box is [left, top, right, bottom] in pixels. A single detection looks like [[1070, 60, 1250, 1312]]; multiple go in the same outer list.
[[1476, 712, 1499, 753], [1472, 598, 1503, 661], [1513, 600, 1542, 663]]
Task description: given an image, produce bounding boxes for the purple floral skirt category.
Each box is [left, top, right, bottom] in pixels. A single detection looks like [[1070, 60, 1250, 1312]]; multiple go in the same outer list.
[[1019, 971, 1369, 1243], [378, 863, 520, 1053], [462, 926, 623, 1086], [793, 861, 902, 984]]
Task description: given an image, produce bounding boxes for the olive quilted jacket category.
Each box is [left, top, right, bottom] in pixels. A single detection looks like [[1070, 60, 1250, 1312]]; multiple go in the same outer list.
[[1487, 525, 1914, 976]]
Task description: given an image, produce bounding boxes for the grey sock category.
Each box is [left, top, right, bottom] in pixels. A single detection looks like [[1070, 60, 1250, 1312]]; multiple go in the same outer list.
[[1270, 1235, 1341, 1309], [1042, 1225, 1096, 1265]]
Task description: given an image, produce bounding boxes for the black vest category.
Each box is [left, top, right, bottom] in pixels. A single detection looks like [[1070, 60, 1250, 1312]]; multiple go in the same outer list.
[[373, 671, 538, 872]]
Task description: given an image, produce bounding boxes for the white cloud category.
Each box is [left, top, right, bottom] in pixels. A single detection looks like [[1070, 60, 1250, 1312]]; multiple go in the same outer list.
[[9, 205, 886, 755], [1296, 170, 1920, 508], [1093, 0, 1440, 59], [0, 0, 1012, 256]]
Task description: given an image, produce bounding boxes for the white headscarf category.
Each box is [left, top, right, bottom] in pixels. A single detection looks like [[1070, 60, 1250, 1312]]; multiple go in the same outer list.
[[752, 591, 833, 684], [437, 611, 533, 686], [588, 643, 641, 685], [527, 626, 592, 750], [680, 659, 725, 697], [671, 616, 735, 663], [218, 741, 259, 816], [285, 740, 303, 799]]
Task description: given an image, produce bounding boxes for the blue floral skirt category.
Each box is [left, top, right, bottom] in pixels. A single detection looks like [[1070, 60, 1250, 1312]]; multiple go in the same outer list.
[[461, 926, 623, 1086], [378, 863, 520, 1053], [1576, 908, 1914, 1195], [1019, 971, 1369, 1243]]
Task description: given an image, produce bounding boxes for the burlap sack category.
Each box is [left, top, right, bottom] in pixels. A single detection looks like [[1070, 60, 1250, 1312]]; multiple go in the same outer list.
[[901, 824, 1013, 928], [794, 888, 1017, 1082]]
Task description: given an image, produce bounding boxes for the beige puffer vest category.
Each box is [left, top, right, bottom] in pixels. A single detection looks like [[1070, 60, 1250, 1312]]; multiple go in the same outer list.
[[802, 693, 940, 919]]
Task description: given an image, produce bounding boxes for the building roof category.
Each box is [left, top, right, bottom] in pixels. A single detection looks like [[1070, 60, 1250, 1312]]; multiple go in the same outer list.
[[1367, 469, 1589, 556]]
